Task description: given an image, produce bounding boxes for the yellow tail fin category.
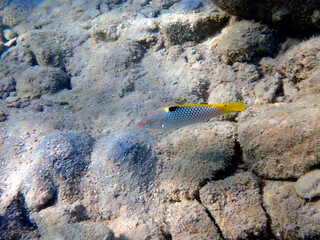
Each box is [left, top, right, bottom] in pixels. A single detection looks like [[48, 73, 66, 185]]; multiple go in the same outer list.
[[211, 101, 245, 114]]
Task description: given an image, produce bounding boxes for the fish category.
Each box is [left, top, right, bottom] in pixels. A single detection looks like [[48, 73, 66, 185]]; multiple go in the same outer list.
[[137, 101, 245, 129]]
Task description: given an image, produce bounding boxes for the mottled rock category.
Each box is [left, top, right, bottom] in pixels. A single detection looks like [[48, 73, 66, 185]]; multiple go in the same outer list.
[[211, 0, 320, 32], [160, 12, 229, 46], [21, 133, 92, 208], [258, 57, 278, 76], [69, 204, 90, 223], [263, 181, 320, 239], [91, 132, 157, 191], [151, 0, 179, 9], [233, 62, 260, 83], [0, 76, 15, 99], [31, 205, 112, 240], [16, 66, 70, 97], [200, 172, 267, 239], [295, 169, 320, 199], [0, 46, 35, 73], [279, 37, 320, 83], [212, 20, 277, 64], [17, 30, 71, 67], [157, 122, 236, 201], [0, 41, 6, 55], [0, 111, 6, 121], [238, 95, 320, 179], [166, 200, 222, 239], [139, 7, 160, 18], [0, 3, 32, 27], [278, 37, 320, 98], [253, 77, 283, 103], [90, 17, 121, 42], [79, 131, 159, 233], [20, 168, 56, 212], [3, 28, 17, 41], [171, 0, 204, 13], [0, 193, 40, 239]]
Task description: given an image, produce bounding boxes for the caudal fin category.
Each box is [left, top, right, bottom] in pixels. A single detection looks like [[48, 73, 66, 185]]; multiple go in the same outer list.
[[212, 101, 245, 114]]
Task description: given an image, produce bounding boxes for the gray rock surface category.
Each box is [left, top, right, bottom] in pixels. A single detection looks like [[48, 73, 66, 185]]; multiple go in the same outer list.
[[211, 0, 320, 32], [238, 95, 320, 179], [157, 122, 236, 201], [160, 12, 229, 46], [0, 0, 320, 239], [212, 20, 277, 64], [295, 169, 320, 199], [263, 181, 320, 239], [0, 193, 40, 239], [16, 66, 70, 97], [17, 30, 71, 68], [21, 132, 93, 209], [200, 172, 268, 239], [166, 200, 222, 239]]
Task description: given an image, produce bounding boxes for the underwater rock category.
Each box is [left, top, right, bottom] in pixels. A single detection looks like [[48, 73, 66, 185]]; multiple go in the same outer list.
[[170, 0, 204, 13], [0, 46, 35, 73], [17, 30, 71, 68], [212, 20, 277, 64], [16, 66, 70, 97], [0, 2, 31, 27], [3, 28, 17, 41], [210, 0, 320, 32], [253, 77, 282, 103], [295, 169, 320, 200], [278, 37, 320, 98], [0, 41, 6, 55], [80, 131, 157, 224], [200, 172, 267, 239], [157, 121, 236, 201], [263, 181, 320, 239], [21, 133, 93, 207], [233, 62, 260, 83], [279, 37, 320, 83], [238, 95, 320, 179], [0, 76, 15, 99], [139, 7, 160, 18], [151, 0, 179, 9], [166, 200, 222, 239], [258, 57, 278, 76], [31, 205, 112, 240], [0, 193, 40, 239], [91, 132, 157, 191], [160, 12, 229, 46], [20, 167, 56, 212], [0, 111, 6, 121]]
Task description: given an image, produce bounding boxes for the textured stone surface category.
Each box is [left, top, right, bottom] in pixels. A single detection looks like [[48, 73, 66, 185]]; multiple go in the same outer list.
[[0, 0, 319, 239], [263, 181, 320, 239], [278, 37, 320, 98], [200, 172, 267, 239], [160, 12, 229, 46], [157, 122, 236, 201], [21, 133, 93, 209], [166, 200, 222, 239], [0, 193, 40, 239], [211, 0, 320, 32], [16, 66, 70, 97], [17, 30, 71, 68], [212, 20, 277, 64], [295, 169, 320, 199], [238, 95, 320, 179]]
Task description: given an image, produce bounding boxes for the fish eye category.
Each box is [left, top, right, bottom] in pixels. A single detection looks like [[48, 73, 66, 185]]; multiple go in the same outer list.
[[145, 120, 149, 124]]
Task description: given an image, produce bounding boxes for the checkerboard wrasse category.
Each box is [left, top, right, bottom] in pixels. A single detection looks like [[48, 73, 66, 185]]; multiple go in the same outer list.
[[137, 101, 245, 129]]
